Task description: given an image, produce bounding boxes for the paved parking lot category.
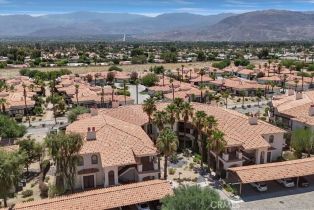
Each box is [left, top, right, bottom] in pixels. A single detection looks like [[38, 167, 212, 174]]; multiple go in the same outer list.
[[232, 175, 314, 210]]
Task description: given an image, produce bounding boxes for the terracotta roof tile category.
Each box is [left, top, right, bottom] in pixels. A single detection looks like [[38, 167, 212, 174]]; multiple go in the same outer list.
[[11, 180, 172, 210]]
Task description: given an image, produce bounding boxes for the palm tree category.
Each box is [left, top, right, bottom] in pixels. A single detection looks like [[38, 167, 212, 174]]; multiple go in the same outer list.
[[294, 78, 299, 91], [22, 84, 31, 126], [282, 74, 288, 93], [199, 68, 206, 87], [123, 81, 127, 105], [203, 116, 218, 172], [165, 103, 178, 130], [135, 79, 139, 104], [142, 98, 157, 135], [256, 88, 263, 107], [74, 84, 79, 106], [0, 98, 7, 113], [170, 78, 175, 101], [192, 111, 207, 168], [207, 130, 226, 172], [222, 91, 229, 109], [239, 90, 245, 107], [153, 110, 167, 132], [181, 102, 194, 149], [199, 84, 206, 103], [100, 86, 105, 107], [311, 73, 314, 88], [181, 65, 185, 83], [157, 128, 178, 179]]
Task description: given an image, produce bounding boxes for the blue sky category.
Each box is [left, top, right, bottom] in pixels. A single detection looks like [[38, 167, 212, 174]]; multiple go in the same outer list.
[[0, 0, 314, 16]]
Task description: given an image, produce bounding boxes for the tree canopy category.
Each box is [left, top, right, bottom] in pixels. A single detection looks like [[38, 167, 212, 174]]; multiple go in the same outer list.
[[162, 185, 230, 210], [0, 114, 26, 139]]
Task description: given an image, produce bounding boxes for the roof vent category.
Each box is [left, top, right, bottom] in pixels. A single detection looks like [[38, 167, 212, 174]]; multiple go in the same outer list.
[[296, 91, 303, 100], [87, 127, 96, 141], [309, 105, 314, 116], [248, 113, 258, 125]]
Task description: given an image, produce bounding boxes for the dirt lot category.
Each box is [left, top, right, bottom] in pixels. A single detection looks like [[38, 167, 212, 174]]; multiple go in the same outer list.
[[0, 62, 214, 78]]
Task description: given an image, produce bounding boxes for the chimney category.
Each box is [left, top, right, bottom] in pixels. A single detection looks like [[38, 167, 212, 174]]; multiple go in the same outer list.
[[87, 127, 96, 141], [296, 91, 303, 100], [309, 105, 314, 116], [248, 113, 258, 125], [288, 89, 294, 96], [90, 108, 98, 116]]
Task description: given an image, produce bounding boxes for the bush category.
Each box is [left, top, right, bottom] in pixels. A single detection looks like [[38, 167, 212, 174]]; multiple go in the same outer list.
[[0, 114, 26, 138], [212, 60, 231, 69], [108, 65, 123, 72], [193, 154, 201, 164], [23, 198, 34, 203], [168, 168, 176, 175], [68, 106, 89, 123], [234, 59, 250, 67], [141, 73, 159, 87], [39, 181, 49, 198], [21, 189, 33, 198]]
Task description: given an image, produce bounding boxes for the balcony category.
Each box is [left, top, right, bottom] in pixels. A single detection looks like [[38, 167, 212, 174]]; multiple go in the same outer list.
[[220, 151, 243, 163]]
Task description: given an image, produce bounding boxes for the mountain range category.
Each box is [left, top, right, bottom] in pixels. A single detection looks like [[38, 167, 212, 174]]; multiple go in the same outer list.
[[1, 10, 314, 41]]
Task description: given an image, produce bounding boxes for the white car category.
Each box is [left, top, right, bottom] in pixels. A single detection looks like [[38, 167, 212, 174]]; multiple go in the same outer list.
[[277, 178, 295, 188], [136, 203, 150, 210], [250, 182, 268, 192]]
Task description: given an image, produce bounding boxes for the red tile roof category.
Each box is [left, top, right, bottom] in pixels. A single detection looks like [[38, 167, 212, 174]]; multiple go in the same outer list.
[[10, 180, 172, 210]]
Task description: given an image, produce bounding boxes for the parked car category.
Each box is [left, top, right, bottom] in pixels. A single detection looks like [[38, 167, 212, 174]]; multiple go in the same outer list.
[[250, 182, 268, 192], [136, 203, 150, 210], [277, 178, 295, 188], [297, 177, 310, 187]]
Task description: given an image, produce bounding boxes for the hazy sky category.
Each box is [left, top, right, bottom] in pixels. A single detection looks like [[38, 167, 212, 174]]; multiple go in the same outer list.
[[0, 0, 314, 16]]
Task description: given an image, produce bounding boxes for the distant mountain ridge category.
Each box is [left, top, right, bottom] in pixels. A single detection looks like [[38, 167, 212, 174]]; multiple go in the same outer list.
[[0, 12, 233, 38], [1, 10, 314, 41]]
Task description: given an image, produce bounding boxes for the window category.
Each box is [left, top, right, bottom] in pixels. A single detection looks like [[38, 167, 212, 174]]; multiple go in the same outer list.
[[269, 135, 274, 144], [91, 155, 98, 164], [78, 156, 84, 166]]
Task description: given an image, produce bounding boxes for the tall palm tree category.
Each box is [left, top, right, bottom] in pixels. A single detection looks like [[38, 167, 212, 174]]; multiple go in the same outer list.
[[222, 91, 229, 109], [123, 81, 127, 105], [207, 130, 226, 172], [239, 90, 245, 107], [170, 78, 175, 101], [256, 88, 263, 107], [135, 79, 139, 104], [74, 84, 79, 106], [100, 86, 105, 108], [181, 65, 185, 83], [153, 110, 167, 132], [181, 102, 194, 149], [165, 103, 178, 130], [142, 98, 157, 135], [22, 84, 31, 126], [156, 128, 178, 180], [199, 84, 206, 103], [204, 116, 218, 172], [192, 110, 207, 167], [294, 78, 299, 91], [199, 68, 206, 87]]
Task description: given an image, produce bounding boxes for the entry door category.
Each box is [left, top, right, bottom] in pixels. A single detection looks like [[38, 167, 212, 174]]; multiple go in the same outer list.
[[267, 151, 272, 163], [83, 175, 95, 189]]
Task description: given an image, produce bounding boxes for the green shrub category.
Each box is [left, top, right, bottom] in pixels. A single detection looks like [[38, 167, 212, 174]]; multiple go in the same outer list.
[[21, 189, 33, 198], [23, 198, 34, 203], [141, 73, 159, 87], [108, 65, 123, 72], [168, 168, 176, 175]]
